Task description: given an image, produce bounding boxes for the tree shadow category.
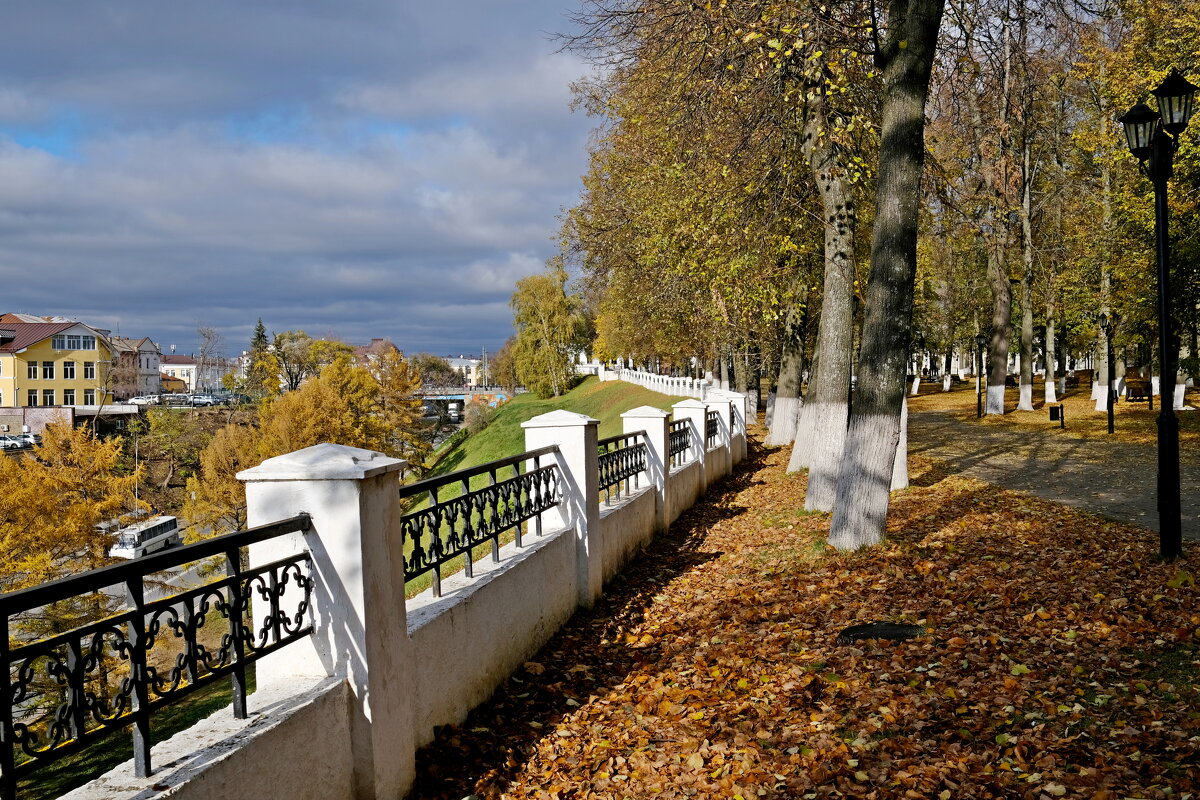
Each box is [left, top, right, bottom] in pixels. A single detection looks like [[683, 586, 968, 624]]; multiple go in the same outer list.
[[409, 439, 768, 799]]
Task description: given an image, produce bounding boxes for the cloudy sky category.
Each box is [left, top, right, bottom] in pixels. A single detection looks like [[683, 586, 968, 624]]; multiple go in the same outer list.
[[0, 1, 597, 359]]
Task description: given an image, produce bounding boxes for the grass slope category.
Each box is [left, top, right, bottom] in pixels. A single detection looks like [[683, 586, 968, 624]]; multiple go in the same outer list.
[[429, 377, 679, 479]]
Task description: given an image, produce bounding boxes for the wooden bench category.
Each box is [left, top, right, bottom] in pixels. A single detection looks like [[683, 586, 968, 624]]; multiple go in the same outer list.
[[1126, 380, 1151, 402]]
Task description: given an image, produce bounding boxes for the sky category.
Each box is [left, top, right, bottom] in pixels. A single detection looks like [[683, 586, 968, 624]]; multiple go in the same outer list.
[[0, 1, 597, 359]]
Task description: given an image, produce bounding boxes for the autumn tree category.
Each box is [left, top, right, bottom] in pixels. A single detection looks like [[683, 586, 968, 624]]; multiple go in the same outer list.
[[244, 318, 280, 399], [511, 261, 582, 398], [0, 425, 140, 592], [186, 353, 430, 535], [412, 353, 461, 389], [489, 336, 520, 391]]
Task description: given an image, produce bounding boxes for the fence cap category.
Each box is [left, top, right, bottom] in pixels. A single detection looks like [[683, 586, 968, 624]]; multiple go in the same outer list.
[[238, 442, 407, 482], [620, 405, 670, 419], [521, 409, 599, 429], [671, 398, 708, 410]]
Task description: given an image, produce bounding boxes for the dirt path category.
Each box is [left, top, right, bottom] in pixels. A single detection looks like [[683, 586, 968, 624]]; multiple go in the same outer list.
[[909, 409, 1200, 541]]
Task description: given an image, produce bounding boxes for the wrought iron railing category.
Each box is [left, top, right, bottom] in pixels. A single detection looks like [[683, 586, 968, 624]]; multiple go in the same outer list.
[[0, 515, 314, 799], [705, 410, 719, 448], [597, 433, 646, 504], [399, 446, 560, 596], [668, 419, 690, 468]]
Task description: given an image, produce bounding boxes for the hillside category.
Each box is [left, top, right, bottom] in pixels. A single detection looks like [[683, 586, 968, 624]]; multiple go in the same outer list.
[[428, 377, 680, 479]]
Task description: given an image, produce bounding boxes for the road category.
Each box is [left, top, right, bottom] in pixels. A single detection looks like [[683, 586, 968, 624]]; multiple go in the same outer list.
[[908, 409, 1200, 541]]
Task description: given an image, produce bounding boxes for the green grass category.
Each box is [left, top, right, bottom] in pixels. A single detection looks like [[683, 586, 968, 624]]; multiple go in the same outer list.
[[19, 670, 256, 800], [427, 376, 679, 479], [400, 377, 681, 597]]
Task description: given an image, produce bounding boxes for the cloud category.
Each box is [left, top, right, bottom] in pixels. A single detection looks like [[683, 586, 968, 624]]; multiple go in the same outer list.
[[0, 0, 596, 356]]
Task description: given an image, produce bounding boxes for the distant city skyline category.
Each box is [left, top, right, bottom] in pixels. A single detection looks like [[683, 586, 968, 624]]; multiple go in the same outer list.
[[0, 1, 595, 357]]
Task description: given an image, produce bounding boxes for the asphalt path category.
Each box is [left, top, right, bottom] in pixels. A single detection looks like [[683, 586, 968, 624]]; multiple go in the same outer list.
[[908, 409, 1200, 542]]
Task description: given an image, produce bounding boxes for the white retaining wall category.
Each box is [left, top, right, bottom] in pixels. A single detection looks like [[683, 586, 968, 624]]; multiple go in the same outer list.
[[667, 459, 703, 525], [72, 390, 747, 800], [599, 487, 657, 584]]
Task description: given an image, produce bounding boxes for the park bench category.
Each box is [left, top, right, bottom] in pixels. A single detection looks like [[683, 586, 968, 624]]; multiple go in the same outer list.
[[1126, 379, 1151, 402]]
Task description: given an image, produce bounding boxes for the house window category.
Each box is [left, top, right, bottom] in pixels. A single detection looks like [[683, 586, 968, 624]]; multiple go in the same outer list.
[[42, 390, 54, 406], [27, 390, 37, 407], [63, 389, 75, 405], [59, 334, 96, 350], [63, 361, 75, 379], [84, 362, 95, 380], [42, 361, 54, 379], [84, 389, 95, 404], [27, 362, 37, 379]]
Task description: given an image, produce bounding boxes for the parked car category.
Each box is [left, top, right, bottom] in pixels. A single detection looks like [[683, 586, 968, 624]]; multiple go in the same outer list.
[[128, 395, 161, 406], [15, 432, 40, 446], [190, 394, 223, 406], [0, 435, 24, 450], [163, 394, 194, 406]]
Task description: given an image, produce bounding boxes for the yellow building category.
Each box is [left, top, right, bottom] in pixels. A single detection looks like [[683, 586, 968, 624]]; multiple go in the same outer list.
[[0, 319, 114, 408]]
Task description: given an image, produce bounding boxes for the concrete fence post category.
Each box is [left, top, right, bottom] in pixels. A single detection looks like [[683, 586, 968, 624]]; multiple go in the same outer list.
[[672, 399, 709, 491], [622, 405, 670, 535], [714, 390, 747, 464], [238, 444, 413, 800], [705, 396, 734, 481], [521, 410, 602, 607]]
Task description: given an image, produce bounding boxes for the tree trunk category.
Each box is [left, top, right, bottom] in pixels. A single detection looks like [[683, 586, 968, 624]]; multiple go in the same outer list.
[[1044, 307, 1058, 404], [829, 0, 943, 550], [985, 237, 1012, 415], [1017, 142, 1035, 411], [767, 304, 806, 445], [789, 92, 856, 514]]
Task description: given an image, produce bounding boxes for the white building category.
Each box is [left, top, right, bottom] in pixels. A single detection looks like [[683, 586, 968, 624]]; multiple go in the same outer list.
[[160, 354, 238, 393]]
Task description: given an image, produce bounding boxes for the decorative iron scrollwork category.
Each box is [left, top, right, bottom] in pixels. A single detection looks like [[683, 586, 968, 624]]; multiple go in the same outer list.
[[399, 448, 561, 591], [1, 514, 313, 794]]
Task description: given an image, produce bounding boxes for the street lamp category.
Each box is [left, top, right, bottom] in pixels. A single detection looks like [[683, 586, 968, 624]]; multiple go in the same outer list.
[[1117, 67, 1197, 560], [1098, 312, 1117, 434], [975, 332, 988, 419]]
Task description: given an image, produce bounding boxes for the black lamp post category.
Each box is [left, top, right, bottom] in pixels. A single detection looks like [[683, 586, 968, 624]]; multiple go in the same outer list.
[[1099, 312, 1117, 434], [1118, 67, 1197, 560], [975, 332, 988, 419]]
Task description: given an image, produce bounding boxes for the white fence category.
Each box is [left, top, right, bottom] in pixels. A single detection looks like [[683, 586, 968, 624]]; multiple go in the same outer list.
[[67, 391, 748, 800]]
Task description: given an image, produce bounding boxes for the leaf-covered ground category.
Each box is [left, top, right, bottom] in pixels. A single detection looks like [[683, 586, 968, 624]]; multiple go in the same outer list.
[[410, 434, 1200, 799]]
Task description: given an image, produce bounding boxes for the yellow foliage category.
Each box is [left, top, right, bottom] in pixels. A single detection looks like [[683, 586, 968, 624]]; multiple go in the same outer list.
[[0, 424, 141, 592], [186, 352, 429, 536]]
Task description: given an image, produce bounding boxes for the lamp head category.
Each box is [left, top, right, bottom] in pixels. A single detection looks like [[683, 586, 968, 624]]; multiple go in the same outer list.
[[1118, 102, 1159, 160], [1151, 68, 1198, 136]]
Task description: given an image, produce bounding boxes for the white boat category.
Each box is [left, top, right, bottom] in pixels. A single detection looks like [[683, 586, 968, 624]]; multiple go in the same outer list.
[[107, 515, 183, 559]]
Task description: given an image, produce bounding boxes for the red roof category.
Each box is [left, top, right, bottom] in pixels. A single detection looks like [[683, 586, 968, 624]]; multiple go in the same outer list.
[[0, 322, 76, 353], [161, 354, 197, 366]]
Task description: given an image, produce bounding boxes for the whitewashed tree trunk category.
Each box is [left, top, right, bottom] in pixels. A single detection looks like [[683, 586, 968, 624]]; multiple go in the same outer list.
[[1152, 375, 1161, 396], [766, 395, 804, 446], [829, 0, 942, 549], [767, 306, 806, 446], [987, 384, 1005, 415], [910, 376, 921, 395], [788, 91, 855, 492], [1175, 380, 1186, 410], [943, 374, 952, 391], [764, 391, 777, 427], [1019, 383, 1032, 410], [1044, 375, 1057, 404], [801, 403, 850, 511], [890, 397, 908, 490], [1058, 375, 1066, 396]]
